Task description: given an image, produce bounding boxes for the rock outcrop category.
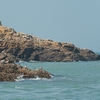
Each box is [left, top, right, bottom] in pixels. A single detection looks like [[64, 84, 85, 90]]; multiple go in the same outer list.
[[0, 63, 51, 82], [0, 21, 100, 62]]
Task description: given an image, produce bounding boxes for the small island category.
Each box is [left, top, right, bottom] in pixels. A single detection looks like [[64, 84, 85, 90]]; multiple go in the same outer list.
[[0, 21, 100, 81], [0, 63, 51, 82], [0, 21, 100, 62]]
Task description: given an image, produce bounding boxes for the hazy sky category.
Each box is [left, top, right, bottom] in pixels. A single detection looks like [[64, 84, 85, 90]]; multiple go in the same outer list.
[[0, 0, 100, 52]]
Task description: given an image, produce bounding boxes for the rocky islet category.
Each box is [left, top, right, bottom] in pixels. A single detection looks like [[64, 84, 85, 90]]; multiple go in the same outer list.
[[0, 63, 51, 82], [0, 22, 100, 62], [0, 21, 100, 82]]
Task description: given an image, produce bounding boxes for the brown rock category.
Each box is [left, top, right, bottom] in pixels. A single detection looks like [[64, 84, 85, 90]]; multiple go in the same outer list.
[[0, 23, 100, 62], [0, 63, 51, 82]]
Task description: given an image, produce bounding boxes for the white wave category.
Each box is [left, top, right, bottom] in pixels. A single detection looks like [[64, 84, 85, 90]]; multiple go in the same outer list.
[[29, 77, 42, 81], [15, 78, 25, 82], [15, 76, 50, 82], [15, 73, 54, 82], [14, 74, 24, 82], [50, 74, 54, 78], [17, 75, 24, 79]]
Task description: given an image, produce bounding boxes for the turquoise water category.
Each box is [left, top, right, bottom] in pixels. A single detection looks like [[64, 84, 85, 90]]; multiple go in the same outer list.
[[0, 61, 100, 100]]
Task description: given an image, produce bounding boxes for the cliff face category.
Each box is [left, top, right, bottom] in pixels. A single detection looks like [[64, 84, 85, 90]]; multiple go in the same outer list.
[[0, 23, 100, 62]]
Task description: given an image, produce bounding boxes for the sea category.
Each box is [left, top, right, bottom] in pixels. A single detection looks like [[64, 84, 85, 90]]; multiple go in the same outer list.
[[0, 54, 100, 100]]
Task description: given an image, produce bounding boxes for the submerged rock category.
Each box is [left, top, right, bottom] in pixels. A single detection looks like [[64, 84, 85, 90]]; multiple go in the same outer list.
[[0, 63, 51, 82]]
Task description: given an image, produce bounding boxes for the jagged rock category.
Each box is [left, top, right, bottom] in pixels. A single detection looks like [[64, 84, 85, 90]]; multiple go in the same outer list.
[[0, 23, 100, 62], [0, 63, 51, 82]]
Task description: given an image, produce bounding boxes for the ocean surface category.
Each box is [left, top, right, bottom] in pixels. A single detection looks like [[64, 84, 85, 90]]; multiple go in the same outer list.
[[0, 60, 100, 100]]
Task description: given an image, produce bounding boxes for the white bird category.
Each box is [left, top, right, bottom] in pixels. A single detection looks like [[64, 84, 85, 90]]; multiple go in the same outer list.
[[24, 64, 27, 68]]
